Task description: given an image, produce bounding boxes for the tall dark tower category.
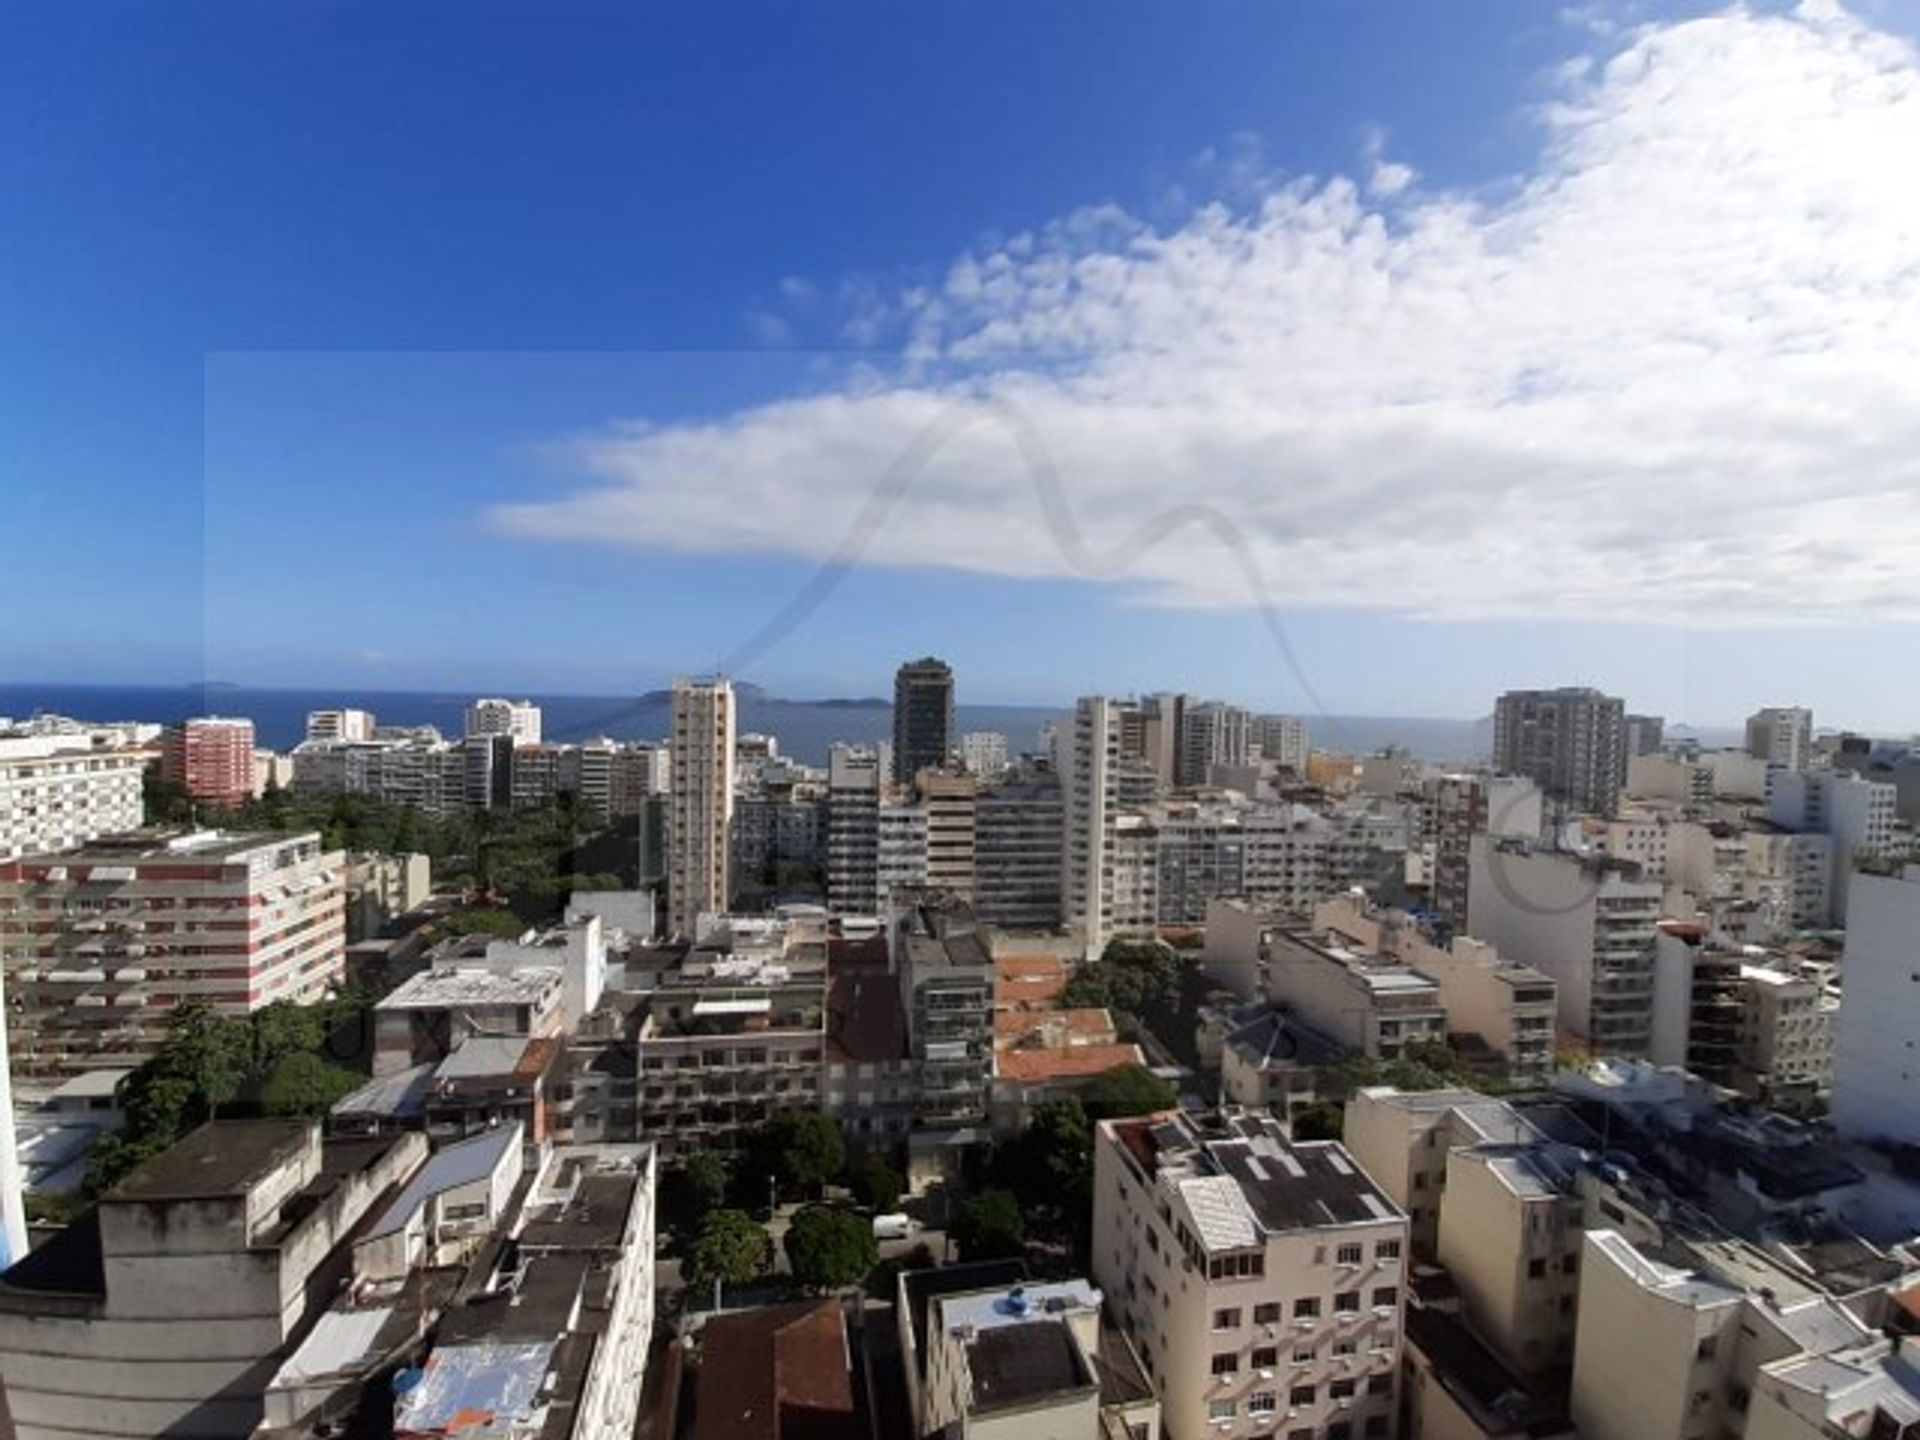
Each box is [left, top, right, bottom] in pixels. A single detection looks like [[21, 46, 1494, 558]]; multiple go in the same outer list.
[[893, 656, 955, 786]]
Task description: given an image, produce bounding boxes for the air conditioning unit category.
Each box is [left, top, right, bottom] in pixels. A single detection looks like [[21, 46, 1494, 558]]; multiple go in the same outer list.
[[1337, 1397, 1354, 1410], [1295, 1317, 1316, 1330]]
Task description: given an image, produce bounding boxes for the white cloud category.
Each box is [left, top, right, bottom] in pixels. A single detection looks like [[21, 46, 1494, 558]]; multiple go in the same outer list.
[[491, 4, 1920, 628]]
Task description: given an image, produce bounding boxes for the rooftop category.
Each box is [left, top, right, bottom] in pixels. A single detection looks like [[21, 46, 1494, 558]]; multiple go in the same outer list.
[[995, 1044, 1143, 1084], [967, 1320, 1094, 1415], [694, 1299, 857, 1440], [108, 1118, 313, 1203], [378, 965, 562, 1011], [3, 827, 323, 870], [364, 1124, 518, 1240]]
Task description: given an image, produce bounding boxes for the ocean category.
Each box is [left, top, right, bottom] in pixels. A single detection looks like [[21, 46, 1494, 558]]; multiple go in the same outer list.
[[0, 681, 1506, 765]]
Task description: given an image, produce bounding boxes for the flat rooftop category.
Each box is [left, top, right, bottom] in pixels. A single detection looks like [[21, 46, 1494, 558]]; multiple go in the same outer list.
[[109, 1118, 312, 1202], [5, 828, 321, 869], [967, 1320, 1094, 1414], [378, 964, 560, 1010]]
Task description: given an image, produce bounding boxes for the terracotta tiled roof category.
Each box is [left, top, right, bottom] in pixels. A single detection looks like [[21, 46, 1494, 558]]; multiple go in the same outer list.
[[695, 1299, 857, 1440], [992, 1008, 1117, 1047], [993, 1043, 1143, 1084]]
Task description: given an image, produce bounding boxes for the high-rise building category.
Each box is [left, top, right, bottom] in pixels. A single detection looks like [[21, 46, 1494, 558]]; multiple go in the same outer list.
[[1831, 863, 1920, 1147], [1178, 700, 1251, 787], [1251, 713, 1310, 772], [0, 830, 346, 1078], [1426, 773, 1544, 933], [160, 716, 257, 809], [0, 972, 20, 1269], [1092, 1110, 1409, 1440], [464, 697, 542, 746], [1745, 705, 1814, 771], [1062, 697, 1161, 956], [667, 678, 734, 936], [0, 736, 146, 862], [958, 730, 1009, 776], [1491, 687, 1628, 816], [973, 766, 1065, 930], [919, 769, 978, 899], [1766, 768, 1896, 920], [1467, 837, 1662, 1054], [826, 745, 883, 915], [892, 656, 955, 785], [1625, 712, 1665, 758]]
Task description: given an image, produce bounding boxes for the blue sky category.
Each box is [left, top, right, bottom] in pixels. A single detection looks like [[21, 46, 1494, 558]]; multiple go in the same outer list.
[[7, 2, 1920, 730]]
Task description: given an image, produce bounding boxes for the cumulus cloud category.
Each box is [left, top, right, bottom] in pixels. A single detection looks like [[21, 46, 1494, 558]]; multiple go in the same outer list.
[[491, 3, 1920, 627]]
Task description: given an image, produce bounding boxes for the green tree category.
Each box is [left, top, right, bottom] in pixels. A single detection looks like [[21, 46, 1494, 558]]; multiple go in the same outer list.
[[250, 1001, 328, 1071], [685, 1208, 772, 1291], [438, 907, 528, 939], [783, 1204, 879, 1291], [953, 1188, 1026, 1261], [258, 1052, 363, 1117], [663, 1153, 731, 1235], [1082, 1064, 1178, 1120], [746, 1111, 846, 1200], [846, 1153, 904, 1213], [153, 1001, 251, 1120]]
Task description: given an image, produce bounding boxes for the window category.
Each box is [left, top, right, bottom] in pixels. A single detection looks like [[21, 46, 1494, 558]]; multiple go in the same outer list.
[[1336, 1243, 1363, 1265], [1254, 1301, 1283, 1324], [1290, 1384, 1316, 1406], [1329, 1424, 1352, 1440], [1365, 1416, 1390, 1437], [1208, 1399, 1237, 1421], [1375, 1239, 1401, 1261], [1294, 1346, 1315, 1363], [1330, 1378, 1356, 1400], [1334, 1291, 1360, 1314], [1333, 1339, 1357, 1357], [1212, 1353, 1241, 1377], [1295, 1297, 1320, 1318], [1252, 1346, 1279, 1369], [1249, 1391, 1278, 1415], [1527, 1258, 1547, 1278], [1372, 1286, 1397, 1307], [1697, 1335, 1718, 1361], [1369, 1374, 1393, 1396], [1214, 1307, 1243, 1330], [1562, 1253, 1579, 1275]]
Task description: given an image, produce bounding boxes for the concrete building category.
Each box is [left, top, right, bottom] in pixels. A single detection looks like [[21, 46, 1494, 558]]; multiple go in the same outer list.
[[1650, 920, 1746, 1087], [0, 1119, 424, 1439], [920, 768, 979, 900], [1737, 959, 1836, 1112], [693, 1299, 858, 1440], [0, 829, 346, 1078], [1063, 697, 1161, 956], [1744, 831, 1835, 931], [303, 708, 376, 743], [1746, 1335, 1920, 1440], [1401, 1301, 1575, 1440], [1093, 1110, 1408, 1440], [668, 677, 735, 937], [1569, 1228, 1879, 1440], [1491, 687, 1628, 818], [391, 1142, 656, 1440], [1180, 701, 1252, 788], [826, 744, 883, 916], [1468, 838, 1663, 1055], [1832, 863, 1920, 1147], [1746, 706, 1814, 772], [973, 766, 1064, 931], [1626, 713, 1666, 759], [160, 716, 257, 809], [1252, 714, 1310, 773], [463, 697, 541, 745], [342, 850, 430, 941], [1260, 907, 1448, 1061], [1216, 1008, 1344, 1119], [373, 959, 567, 1076], [1425, 774, 1544, 934], [960, 730, 1010, 777], [1767, 769, 1897, 921], [894, 656, 955, 785], [896, 895, 996, 1157], [0, 736, 146, 862]]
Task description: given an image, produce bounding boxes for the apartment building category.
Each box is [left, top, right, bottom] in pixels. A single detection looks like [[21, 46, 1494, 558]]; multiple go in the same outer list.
[[0, 1119, 424, 1439], [1064, 697, 1161, 956], [1425, 773, 1545, 934], [1253, 714, 1310, 773], [826, 744, 883, 916], [160, 716, 257, 809], [972, 766, 1064, 930], [1737, 960, 1835, 1111], [1180, 701, 1252, 788], [1650, 921, 1746, 1087], [1831, 863, 1920, 1147], [0, 829, 345, 1078], [0, 736, 145, 861], [1743, 831, 1835, 931], [1093, 1110, 1408, 1440], [1767, 769, 1897, 921], [1316, 891, 1556, 1084], [960, 730, 1010, 776], [463, 696, 541, 745], [896, 894, 995, 1149], [303, 707, 376, 743], [1492, 688, 1628, 818], [668, 677, 735, 937], [1626, 713, 1666, 758], [1746, 1336, 1920, 1439], [1745, 706, 1814, 772], [894, 655, 955, 784], [1468, 838, 1663, 1055], [876, 798, 929, 910], [920, 768, 979, 899], [1260, 912, 1447, 1061]]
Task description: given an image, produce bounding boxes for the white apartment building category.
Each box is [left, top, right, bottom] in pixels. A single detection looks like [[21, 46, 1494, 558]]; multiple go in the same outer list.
[[1745, 706, 1814, 772], [1743, 831, 1834, 931], [0, 829, 346, 1078], [1738, 960, 1835, 1111], [1767, 769, 1896, 921], [1093, 1110, 1408, 1440], [1252, 714, 1310, 773], [827, 745, 884, 916], [876, 800, 928, 913], [1467, 838, 1663, 1055], [303, 707, 376, 743], [1831, 863, 1920, 1147], [1424, 772, 1545, 934], [0, 736, 145, 862], [668, 678, 734, 936], [1262, 911, 1447, 1061], [1747, 1335, 1920, 1439], [918, 1280, 1104, 1438], [1064, 697, 1159, 956], [959, 730, 1010, 776], [464, 696, 541, 745], [921, 769, 978, 899]]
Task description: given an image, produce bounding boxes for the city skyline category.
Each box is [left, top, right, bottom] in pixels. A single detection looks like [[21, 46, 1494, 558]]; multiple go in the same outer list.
[[7, 3, 1920, 729]]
